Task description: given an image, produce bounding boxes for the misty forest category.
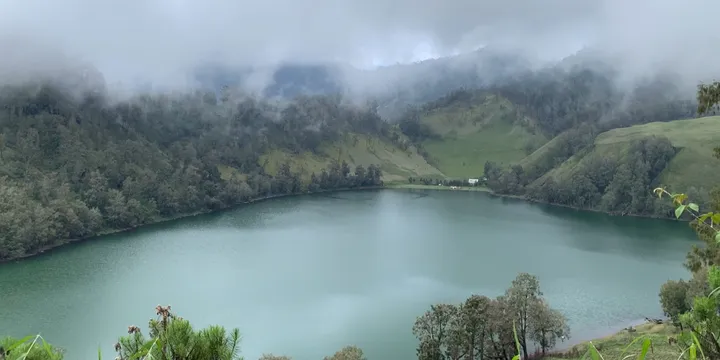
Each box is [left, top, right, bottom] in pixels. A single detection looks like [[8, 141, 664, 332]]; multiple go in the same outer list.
[[0, 81, 385, 261]]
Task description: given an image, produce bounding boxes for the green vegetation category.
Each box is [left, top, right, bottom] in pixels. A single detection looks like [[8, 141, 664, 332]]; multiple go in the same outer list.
[[0, 80, 422, 261], [0, 307, 367, 360], [545, 323, 679, 360], [413, 273, 569, 360], [400, 91, 547, 178], [261, 133, 442, 183], [595, 117, 720, 192]]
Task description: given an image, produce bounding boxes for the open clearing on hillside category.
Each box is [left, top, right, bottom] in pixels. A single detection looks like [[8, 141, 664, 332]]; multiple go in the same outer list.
[[419, 94, 547, 178], [259, 133, 444, 183], [423, 122, 543, 178], [531, 116, 720, 192]]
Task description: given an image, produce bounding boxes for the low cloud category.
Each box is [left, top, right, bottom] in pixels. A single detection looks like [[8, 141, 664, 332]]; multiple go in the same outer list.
[[0, 0, 717, 93]]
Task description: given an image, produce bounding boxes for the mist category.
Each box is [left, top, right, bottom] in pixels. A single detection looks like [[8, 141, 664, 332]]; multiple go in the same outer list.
[[1, 0, 719, 98]]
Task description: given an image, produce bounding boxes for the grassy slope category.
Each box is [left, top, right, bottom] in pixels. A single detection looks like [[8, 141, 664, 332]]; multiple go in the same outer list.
[[528, 116, 720, 191], [257, 133, 444, 183], [596, 116, 720, 191], [419, 93, 548, 178], [545, 323, 679, 360]]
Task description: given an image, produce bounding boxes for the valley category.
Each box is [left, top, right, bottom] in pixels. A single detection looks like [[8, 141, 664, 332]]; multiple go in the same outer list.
[[1, 43, 720, 360]]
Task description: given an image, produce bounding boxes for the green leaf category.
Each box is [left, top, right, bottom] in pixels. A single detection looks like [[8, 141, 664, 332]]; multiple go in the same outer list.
[[512, 321, 522, 357], [689, 343, 697, 360], [699, 212, 713, 223], [6, 335, 34, 352], [620, 336, 646, 359], [129, 340, 156, 360], [98, 346, 103, 360], [676, 205, 687, 219], [41, 336, 54, 355], [690, 332, 706, 360], [637, 338, 651, 360], [715, 232, 720, 243], [672, 193, 688, 205], [587, 342, 604, 360], [689, 203, 700, 212], [653, 187, 665, 198]]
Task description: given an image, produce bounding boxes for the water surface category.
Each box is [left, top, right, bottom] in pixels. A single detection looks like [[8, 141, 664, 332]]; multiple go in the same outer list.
[[0, 189, 696, 359]]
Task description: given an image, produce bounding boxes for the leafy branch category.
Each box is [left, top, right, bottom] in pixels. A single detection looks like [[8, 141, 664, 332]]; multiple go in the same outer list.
[[653, 187, 720, 243]]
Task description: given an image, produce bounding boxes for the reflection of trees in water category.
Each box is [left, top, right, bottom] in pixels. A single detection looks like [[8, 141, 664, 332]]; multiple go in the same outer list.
[[531, 201, 695, 258]]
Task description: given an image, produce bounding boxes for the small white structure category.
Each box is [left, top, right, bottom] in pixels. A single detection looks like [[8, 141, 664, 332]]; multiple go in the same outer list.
[[468, 178, 479, 185]]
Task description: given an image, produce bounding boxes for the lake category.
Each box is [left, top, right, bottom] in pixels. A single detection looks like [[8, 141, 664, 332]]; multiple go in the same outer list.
[[0, 189, 697, 359]]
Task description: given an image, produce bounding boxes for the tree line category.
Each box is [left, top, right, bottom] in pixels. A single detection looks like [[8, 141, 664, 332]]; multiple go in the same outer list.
[[0, 80, 391, 261]]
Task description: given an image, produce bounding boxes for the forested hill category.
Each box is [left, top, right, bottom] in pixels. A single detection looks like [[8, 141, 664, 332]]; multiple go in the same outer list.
[[392, 63, 710, 220], [0, 81, 442, 261]]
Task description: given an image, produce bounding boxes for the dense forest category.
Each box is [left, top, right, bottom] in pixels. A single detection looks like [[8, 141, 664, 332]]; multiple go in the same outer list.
[[0, 81, 387, 261]]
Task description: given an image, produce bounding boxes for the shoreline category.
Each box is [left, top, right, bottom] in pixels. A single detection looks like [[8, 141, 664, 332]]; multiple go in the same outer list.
[[389, 183, 684, 222], [3, 183, 686, 264], [553, 318, 651, 352], [2, 183, 686, 265], [0, 185, 384, 264], [2, 184, 681, 357]]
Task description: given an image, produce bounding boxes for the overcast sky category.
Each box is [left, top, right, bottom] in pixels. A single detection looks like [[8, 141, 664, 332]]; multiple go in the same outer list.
[[0, 0, 718, 87]]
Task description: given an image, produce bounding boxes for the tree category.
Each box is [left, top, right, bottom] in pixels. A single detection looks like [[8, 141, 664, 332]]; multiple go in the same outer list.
[[412, 304, 458, 360], [322, 346, 366, 360], [412, 275, 567, 360], [258, 355, 291, 360], [114, 305, 241, 360], [529, 299, 570, 355], [659, 279, 691, 328], [485, 296, 517, 360], [505, 272, 542, 360], [456, 295, 491, 360]]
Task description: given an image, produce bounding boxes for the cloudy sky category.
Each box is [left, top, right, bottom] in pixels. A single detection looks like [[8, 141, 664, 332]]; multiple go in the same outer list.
[[0, 0, 718, 86]]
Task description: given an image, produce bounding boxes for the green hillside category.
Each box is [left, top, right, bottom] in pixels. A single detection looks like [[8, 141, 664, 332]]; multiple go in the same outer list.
[[596, 116, 720, 191], [417, 93, 548, 178], [260, 133, 443, 183], [533, 116, 720, 192]]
